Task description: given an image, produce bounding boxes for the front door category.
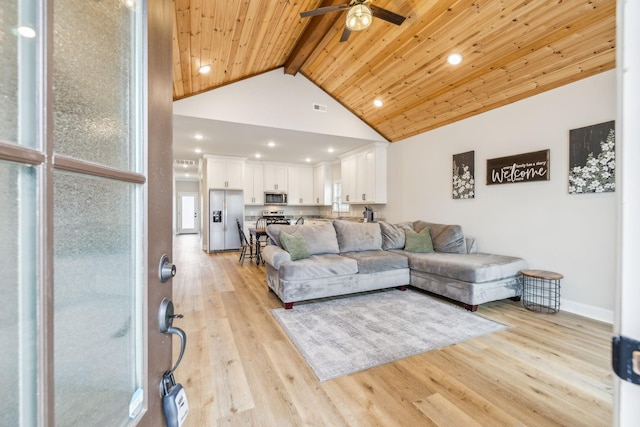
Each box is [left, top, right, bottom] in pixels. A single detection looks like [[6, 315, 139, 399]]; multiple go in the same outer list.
[[0, 0, 173, 425]]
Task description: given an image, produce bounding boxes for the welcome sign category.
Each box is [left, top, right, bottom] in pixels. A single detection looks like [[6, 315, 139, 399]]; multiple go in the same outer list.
[[486, 149, 550, 185]]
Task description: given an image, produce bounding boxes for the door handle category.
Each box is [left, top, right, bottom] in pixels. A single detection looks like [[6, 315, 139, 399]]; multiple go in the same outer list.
[[158, 298, 187, 374]]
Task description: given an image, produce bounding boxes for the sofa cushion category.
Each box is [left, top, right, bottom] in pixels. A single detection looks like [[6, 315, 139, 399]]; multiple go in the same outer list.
[[413, 221, 466, 254], [401, 251, 527, 283], [278, 254, 358, 281], [404, 228, 434, 253], [333, 220, 382, 253], [267, 222, 340, 255], [279, 230, 310, 261], [341, 250, 409, 274], [379, 221, 412, 250]]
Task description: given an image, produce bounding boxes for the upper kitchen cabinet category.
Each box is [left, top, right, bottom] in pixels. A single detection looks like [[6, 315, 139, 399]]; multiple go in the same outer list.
[[313, 162, 332, 206], [263, 164, 288, 191], [205, 155, 245, 189], [339, 142, 388, 204], [288, 166, 314, 205], [243, 161, 264, 205], [340, 154, 356, 203]]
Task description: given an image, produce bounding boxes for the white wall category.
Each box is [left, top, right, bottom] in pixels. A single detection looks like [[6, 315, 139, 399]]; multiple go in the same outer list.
[[173, 68, 385, 141], [382, 70, 617, 322]]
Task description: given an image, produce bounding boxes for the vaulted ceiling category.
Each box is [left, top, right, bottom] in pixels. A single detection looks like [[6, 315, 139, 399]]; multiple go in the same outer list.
[[172, 0, 616, 143]]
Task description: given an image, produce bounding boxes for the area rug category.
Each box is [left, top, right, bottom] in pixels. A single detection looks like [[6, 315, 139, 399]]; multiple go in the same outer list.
[[271, 289, 508, 382]]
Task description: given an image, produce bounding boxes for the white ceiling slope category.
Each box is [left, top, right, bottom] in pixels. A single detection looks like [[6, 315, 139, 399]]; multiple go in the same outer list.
[[172, 69, 389, 179], [173, 68, 386, 141]]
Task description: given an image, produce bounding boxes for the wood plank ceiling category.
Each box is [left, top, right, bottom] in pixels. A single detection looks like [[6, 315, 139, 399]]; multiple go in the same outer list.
[[172, 0, 616, 142]]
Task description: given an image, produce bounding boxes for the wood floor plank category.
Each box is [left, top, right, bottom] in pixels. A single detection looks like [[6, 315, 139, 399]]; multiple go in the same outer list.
[[414, 393, 484, 427], [262, 339, 351, 426], [171, 235, 613, 426], [207, 317, 255, 418]]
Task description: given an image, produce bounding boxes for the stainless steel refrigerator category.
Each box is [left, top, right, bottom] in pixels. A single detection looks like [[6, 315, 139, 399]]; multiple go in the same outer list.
[[209, 189, 244, 251]]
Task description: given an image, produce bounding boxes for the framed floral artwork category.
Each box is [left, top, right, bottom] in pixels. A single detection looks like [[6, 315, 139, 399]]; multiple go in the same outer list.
[[568, 120, 615, 194], [452, 151, 475, 199]]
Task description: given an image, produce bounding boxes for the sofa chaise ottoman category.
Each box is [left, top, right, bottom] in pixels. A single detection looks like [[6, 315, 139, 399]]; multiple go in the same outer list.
[[382, 220, 528, 311]]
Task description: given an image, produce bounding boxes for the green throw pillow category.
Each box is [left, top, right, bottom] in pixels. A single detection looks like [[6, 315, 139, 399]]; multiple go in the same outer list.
[[404, 227, 434, 253], [279, 230, 311, 261]]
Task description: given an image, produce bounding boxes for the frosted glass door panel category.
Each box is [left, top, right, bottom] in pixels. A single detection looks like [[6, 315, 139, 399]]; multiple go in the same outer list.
[[53, 171, 142, 426], [0, 0, 37, 147], [0, 161, 37, 426], [53, 0, 138, 172]]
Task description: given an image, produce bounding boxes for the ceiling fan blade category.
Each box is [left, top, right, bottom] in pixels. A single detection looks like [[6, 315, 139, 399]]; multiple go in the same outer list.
[[369, 4, 406, 26], [300, 4, 349, 18], [339, 27, 352, 42]]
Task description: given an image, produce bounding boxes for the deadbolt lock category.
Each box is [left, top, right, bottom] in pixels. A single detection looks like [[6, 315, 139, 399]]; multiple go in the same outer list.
[[159, 254, 177, 283]]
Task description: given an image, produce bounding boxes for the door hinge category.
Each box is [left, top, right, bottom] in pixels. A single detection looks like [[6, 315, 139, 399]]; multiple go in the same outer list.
[[612, 335, 640, 385]]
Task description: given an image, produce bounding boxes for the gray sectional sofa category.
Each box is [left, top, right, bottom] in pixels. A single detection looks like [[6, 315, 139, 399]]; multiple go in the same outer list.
[[262, 220, 527, 311]]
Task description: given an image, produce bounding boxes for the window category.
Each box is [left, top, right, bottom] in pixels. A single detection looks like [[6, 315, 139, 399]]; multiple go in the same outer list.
[[333, 181, 350, 213]]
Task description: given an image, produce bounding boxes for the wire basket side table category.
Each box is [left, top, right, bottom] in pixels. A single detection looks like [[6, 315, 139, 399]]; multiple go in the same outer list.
[[521, 269, 563, 313]]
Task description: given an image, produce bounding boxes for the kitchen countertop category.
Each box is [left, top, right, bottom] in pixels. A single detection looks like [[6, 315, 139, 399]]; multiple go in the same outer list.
[[244, 215, 374, 223]]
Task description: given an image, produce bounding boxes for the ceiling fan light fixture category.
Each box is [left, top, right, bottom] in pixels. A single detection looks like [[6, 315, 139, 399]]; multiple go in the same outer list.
[[346, 4, 373, 31]]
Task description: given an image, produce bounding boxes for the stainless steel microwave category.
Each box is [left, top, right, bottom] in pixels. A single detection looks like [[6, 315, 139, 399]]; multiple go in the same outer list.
[[264, 192, 288, 205]]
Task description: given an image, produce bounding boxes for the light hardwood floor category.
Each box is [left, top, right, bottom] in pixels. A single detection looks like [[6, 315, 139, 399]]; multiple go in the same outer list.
[[172, 234, 613, 426]]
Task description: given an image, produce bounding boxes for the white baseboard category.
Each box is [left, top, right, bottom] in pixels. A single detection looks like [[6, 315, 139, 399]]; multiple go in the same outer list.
[[561, 299, 614, 324]]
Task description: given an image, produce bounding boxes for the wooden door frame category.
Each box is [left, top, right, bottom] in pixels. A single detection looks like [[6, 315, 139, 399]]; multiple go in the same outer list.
[[144, 0, 174, 424]]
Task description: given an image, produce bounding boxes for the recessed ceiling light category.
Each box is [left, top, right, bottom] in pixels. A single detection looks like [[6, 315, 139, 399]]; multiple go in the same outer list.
[[194, 148, 202, 153], [255, 153, 262, 159], [267, 141, 276, 147], [447, 53, 463, 65], [328, 147, 334, 153], [198, 65, 211, 74], [373, 99, 383, 107], [194, 133, 203, 140], [185, 173, 189, 177], [305, 158, 311, 162], [182, 164, 188, 168]]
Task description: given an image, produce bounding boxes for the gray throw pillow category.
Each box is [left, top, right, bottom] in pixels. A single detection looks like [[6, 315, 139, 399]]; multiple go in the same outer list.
[[279, 230, 311, 261], [412, 220, 466, 254], [333, 220, 382, 253], [379, 221, 406, 250], [404, 228, 434, 253]]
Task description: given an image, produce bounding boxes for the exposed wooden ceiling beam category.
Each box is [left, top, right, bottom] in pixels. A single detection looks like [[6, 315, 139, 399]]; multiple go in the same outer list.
[[284, 0, 347, 76]]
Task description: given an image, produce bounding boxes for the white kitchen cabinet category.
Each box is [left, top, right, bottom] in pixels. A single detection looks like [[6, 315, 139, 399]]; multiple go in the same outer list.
[[313, 162, 332, 205], [288, 165, 314, 205], [206, 155, 245, 189], [243, 162, 264, 205], [263, 164, 288, 191], [339, 142, 388, 204], [340, 154, 356, 203]]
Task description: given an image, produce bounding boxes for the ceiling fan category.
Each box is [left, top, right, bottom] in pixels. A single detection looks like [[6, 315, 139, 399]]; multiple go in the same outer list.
[[300, 0, 406, 42]]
